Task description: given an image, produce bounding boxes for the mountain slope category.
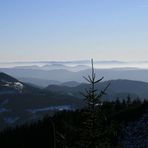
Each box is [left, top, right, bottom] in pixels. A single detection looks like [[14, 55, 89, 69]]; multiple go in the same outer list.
[[0, 73, 83, 130], [0, 72, 24, 94], [2, 67, 148, 84], [0, 72, 18, 82], [46, 79, 148, 100]]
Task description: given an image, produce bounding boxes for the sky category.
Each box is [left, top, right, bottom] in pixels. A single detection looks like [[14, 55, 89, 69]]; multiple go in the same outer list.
[[0, 0, 148, 62]]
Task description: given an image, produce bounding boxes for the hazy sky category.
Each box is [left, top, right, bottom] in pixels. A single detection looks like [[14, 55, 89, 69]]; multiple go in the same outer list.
[[0, 0, 148, 62]]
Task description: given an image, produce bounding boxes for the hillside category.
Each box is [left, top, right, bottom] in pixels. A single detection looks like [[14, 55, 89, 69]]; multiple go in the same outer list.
[[46, 79, 148, 100], [0, 100, 147, 148], [0, 72, 24, 94], [2, 67, 148, 85], [0, 73, 82, 130]]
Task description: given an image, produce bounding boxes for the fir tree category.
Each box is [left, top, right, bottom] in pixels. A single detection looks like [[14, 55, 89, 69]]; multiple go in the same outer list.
[[80, 59, 110, 148]]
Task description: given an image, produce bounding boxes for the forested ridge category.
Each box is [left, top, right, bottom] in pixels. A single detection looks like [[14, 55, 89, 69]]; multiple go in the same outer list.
[[0, 99, 147, 147]]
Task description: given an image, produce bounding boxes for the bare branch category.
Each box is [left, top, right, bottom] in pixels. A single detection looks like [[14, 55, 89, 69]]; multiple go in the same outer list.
[[83, 76, 91, 83], [94, 77, 104, 84], [103, 82, 111, 92], [96, 82, 111, 98]]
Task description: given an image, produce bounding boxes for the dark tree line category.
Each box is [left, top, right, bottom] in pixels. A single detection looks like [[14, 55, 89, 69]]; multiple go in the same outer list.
[[0, 99, 147, 147]]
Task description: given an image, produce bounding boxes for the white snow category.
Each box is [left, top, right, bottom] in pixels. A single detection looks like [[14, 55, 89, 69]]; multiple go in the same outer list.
[[13, 82, 24, 92], [1, 80, 24, 92], [26, 105, 72, 114]]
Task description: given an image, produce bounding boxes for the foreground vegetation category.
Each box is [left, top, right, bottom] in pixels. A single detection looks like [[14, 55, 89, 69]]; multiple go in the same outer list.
[[0, 99, 147, 148]]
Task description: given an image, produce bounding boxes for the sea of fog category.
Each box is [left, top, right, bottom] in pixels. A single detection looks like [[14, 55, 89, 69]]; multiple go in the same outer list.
[[1, 61, 148, 69]]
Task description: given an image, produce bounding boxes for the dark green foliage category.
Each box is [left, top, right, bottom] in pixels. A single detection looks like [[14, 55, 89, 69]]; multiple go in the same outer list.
[[79, 59, 110, 148], [0, 100, 147, 148], [0, 117, 55, 147]]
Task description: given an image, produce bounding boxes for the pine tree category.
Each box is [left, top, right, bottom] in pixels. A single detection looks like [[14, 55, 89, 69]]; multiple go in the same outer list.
[[80, 59, 110, 148]]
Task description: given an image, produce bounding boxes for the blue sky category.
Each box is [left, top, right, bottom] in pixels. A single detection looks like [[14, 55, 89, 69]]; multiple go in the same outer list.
[[0, 0, 148, 62]]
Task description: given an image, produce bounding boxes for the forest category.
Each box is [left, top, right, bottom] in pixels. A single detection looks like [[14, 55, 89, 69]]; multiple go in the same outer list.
[[0, 99, 147, 148]]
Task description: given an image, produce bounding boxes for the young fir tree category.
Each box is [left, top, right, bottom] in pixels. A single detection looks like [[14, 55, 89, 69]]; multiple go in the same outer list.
[[80, 59, 110, 148]]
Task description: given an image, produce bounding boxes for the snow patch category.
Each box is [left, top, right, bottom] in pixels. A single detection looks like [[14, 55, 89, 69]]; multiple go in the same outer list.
[[1, 80, 24, 92], [26, 105, 73, 114], [13, 82, 24, 92]]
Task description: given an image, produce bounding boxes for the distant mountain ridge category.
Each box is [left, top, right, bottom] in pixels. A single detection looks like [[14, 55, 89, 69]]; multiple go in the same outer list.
[[46, 79, 148, 100], [2, 60, 148, 68], [14, 64, 90, 72], [2, 67, 148, 85], [0, 60, 127, 65], [0, 73, 82, 130]]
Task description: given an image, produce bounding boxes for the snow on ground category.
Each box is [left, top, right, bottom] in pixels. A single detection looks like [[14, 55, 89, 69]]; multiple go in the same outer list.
[[120, 111, 148, 148], [26, 105, 73, 114]]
